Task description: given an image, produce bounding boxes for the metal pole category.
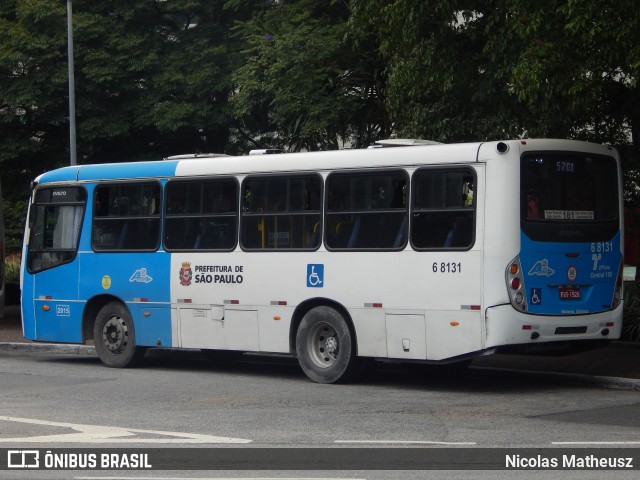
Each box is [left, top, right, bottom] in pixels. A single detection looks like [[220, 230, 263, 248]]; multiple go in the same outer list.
[[67, 0, 77, 166]]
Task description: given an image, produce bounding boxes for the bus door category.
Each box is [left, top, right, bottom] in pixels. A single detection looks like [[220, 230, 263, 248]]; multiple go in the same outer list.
[[25, 186, 86, 342]]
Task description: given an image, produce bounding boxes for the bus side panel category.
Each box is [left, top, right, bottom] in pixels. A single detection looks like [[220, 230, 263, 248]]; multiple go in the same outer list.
[[21, 270, 36, 340], [135, 305, 172, 348], [32, 261, 82, 343], [479, 145, 521, 311], [78, 251, 172, 347]]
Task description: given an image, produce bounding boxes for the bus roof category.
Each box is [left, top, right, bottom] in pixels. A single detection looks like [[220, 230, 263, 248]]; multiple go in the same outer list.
[[33, 139, 616, 185]]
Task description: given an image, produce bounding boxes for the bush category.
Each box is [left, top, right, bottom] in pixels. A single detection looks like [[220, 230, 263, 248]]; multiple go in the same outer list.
[[5, 252, 20, 284], [622, 282, 640, 342], [3, 199, 27, 254]]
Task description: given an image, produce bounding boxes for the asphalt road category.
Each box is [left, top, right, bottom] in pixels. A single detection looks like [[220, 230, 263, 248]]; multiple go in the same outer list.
[[1, 347, 639, 479]]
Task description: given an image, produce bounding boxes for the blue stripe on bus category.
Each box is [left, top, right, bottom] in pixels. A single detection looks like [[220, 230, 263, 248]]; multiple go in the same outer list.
[[38, 166, 82, 183], [38, 161, 179, 185], [519, 231, 621, 315], [77, 160, 178, 181]]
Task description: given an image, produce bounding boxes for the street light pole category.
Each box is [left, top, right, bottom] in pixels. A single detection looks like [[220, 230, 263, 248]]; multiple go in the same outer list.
[[67, 0, 77, 166]]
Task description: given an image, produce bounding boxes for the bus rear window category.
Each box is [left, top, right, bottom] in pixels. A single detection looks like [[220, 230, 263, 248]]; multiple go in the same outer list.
[[521, 152, 619, 241]]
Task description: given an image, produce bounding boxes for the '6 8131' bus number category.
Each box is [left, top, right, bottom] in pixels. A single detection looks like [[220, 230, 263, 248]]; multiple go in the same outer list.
[[432, 262, 462, 273]]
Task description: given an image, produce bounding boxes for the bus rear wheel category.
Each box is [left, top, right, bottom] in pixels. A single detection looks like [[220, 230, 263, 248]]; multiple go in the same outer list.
[[93, 301, 144, 368], [296, 306, 357, 384]]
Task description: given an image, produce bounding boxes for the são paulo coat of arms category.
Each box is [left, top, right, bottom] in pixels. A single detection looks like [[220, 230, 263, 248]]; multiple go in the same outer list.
[[179, 262, 192, 286]]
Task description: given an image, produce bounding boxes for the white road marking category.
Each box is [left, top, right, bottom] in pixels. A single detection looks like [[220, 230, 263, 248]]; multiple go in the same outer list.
[[334, 439, 476, 445], [76, 478, 365, 480], [0, 416, 251, 444], [552, 441, 640, 445]]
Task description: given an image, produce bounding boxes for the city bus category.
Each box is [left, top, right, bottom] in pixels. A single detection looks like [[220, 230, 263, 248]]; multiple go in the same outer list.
[[20, 139, 624, 383]]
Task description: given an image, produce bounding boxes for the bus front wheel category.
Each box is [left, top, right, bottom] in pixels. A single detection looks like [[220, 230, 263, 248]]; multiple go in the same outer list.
[[296, 306, 357, 384], [93, 301, 144, 368]]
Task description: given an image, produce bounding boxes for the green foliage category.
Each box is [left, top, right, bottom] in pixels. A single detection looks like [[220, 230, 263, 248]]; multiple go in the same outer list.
[[0, 0, 245, 180], [231, 0, 388, 151], [350, 0, 640, 145], [1, 197, 26, 254], [0, 0, 69, 195], [623, 282, 640, 342], [4, 252, 20, 284], [0, 0, 639, 254]]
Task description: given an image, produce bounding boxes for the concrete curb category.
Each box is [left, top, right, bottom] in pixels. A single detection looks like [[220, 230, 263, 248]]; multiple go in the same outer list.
[[0, 341, 95, 355], [472, 366, 640, 391]]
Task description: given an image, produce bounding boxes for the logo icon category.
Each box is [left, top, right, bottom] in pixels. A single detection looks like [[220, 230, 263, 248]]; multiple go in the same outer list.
[[307, 264, 324, 288], [567, 265, 577, 282], [179, 262, 192, 286], [528, 259, 555, 277], [592, 253, 602, 270], [8, 450, 40, 469], [530, 288, 542, 305], [130, 268, 153, 283]]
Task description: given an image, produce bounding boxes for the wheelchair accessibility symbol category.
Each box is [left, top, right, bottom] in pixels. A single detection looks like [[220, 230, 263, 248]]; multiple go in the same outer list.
[[530, 288, 542, 305], [307, 264, 324, 288]]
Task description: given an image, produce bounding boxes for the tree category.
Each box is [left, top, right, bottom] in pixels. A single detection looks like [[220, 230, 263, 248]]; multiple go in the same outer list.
[[0, 1, 246, 177], [72, 0, 244, 160], [349, 0, 527, 142], [0, 0, 69, 198], [349, 0, 640, 145], [231, 0, 389, 151], [0, 0, 248, 252]]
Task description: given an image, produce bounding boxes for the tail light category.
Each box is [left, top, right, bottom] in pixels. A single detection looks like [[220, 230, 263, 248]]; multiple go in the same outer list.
[[506, 256, 527, 311]]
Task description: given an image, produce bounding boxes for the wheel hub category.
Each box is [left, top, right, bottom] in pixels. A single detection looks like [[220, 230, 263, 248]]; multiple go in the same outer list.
[[102, 316, 128, 353], [325, 336, 338, 354], [307, 322, 339, 368]]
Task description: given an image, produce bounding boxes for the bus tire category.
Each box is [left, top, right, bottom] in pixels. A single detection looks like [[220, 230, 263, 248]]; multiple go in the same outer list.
[[93, 301, 144, 368], [296, 306, 357, 384]]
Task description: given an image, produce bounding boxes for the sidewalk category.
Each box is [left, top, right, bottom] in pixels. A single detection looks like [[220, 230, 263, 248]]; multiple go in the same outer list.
[[2, 304, 640, 386]]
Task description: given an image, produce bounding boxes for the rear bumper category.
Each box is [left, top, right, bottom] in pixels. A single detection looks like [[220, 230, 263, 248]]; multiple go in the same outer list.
[[485, 303, 623, 349]]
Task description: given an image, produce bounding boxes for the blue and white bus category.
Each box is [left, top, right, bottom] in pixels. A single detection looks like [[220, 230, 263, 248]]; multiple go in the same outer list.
[[20, 139, 624, 383]]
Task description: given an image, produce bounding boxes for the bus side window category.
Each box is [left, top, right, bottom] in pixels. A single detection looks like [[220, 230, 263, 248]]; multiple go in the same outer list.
[[164, 179, 238, 251], [240, 175, 322, 251], [92, 183, 161, 252], [325, 170, 408, 250], [411, 168, 476, 250]]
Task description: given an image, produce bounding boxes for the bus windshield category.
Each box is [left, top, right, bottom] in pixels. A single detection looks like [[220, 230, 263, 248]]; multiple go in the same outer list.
[[521, 152, 619, 242]]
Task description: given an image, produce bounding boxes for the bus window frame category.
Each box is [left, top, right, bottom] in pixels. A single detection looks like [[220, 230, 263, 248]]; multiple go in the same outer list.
[[91, 181, 162, 253], [163, 176, 239, 252], [240, 172, 323, 252], [324, 168, 410, 252], [27, 185, 87, 274], [410, 166, 477, 252]]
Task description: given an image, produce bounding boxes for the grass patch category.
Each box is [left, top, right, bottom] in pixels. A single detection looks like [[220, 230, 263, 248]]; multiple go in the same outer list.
[[5, 252, 20, 284]]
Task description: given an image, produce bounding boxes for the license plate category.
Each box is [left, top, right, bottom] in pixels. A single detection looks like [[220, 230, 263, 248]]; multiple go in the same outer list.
[[559, 286, 581, 300]]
